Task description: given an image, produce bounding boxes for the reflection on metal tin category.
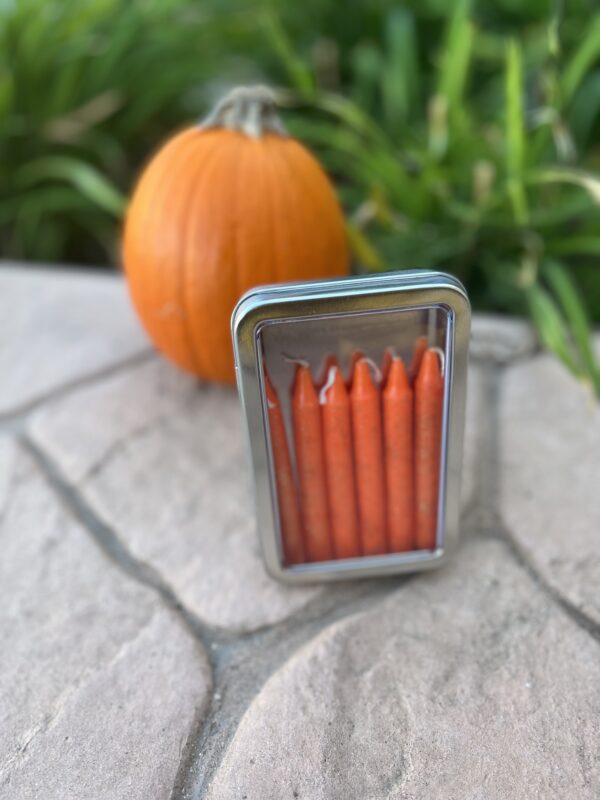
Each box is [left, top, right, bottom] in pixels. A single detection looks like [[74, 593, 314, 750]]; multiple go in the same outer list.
[[232, 270, 470, 584]]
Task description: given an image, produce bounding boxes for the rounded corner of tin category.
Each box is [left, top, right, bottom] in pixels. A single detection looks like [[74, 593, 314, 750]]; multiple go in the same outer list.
[[447, 279, 472, 320], [430, 273, 470, 313], [262, 557, 288, 584], [231, 288, 263, 341]]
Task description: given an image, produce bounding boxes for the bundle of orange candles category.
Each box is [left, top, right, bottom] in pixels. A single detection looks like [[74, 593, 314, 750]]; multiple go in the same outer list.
[[266, 338, 445, 566]]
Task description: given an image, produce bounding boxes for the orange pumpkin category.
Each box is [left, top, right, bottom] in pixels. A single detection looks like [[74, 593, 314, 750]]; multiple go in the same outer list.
[[123, 85, 349, 384]]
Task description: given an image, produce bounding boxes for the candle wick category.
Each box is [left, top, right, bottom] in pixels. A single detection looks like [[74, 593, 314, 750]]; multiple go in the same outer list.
[[319, 365, 338, 404], [429, 347, 446, 376], [358, 357, 382, 385], [282, 353, 310, 368]]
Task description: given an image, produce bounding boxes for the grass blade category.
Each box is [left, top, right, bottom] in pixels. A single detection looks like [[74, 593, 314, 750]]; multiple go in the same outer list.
[[562, 16, 600, 104], [381, 9, 419, 131], [546, 236, 600, 257], [262, 10, 314, 96], [350, 43, 383, 111], [505, 38, 528, 224], [345, 222, 386, 271], [529, 167, 600, 205], [543, 259, 600, 395], [526, 283, 582, 377], [18, 156, 126, 217], [437, 0, 473, 113]]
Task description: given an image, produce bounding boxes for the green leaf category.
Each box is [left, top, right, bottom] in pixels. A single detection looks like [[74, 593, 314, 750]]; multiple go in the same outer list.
[[437, 0, 473, 112], [381, 9, 419, 130], [542, 260, 600, 395], [0, 70, 13, 117], [345, 221, 386, 271], [526, 283, 582, 377], [17, 156, 126, 217], [529, 167, 600, 205], [0, 185, 89, 224], [562, 16, 600, 104], [298, 90, 393, 148], [567, 71, 600, 148], [350, 43, 384, 111], [525, 192, 595, 227], [505, 38, 528, 224], [262, 11, 314, 96], [546, 236, 600, 257]]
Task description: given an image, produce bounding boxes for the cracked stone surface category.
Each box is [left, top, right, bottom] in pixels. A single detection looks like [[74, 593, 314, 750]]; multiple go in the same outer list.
[[207, 538, 600, 800], [499, 351, 600, 626], [0, 438, 211, 800], [29, 358, 322, 633], [0, 265, 149, 416], [2, 267, 599, 799]]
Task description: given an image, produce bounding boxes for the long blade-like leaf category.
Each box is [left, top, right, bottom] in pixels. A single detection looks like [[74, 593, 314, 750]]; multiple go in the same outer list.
[[262, 11, 314, 96], [543, 259, 600, 395], [527, 283, 583, 377], [382, 9, 419, 130], [529, 167, 600, 205], [437, 0, 473, 112], [562, 16, 600, 104], [17, 156, 125, 217], [505, 38, 528, 224]]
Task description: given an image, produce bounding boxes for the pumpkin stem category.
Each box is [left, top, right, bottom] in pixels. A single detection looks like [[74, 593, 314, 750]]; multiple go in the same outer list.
[[201, 85, 287, 139]]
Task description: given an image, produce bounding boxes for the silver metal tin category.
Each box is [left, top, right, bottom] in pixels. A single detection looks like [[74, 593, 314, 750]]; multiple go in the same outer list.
[[232, 270, 470, 584]]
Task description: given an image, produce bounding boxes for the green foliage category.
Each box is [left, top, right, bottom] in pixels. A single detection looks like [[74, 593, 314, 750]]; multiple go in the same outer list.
[[2, 0, 600, 390], [265, 0, 600, 392], [0, 0, 253, 263]]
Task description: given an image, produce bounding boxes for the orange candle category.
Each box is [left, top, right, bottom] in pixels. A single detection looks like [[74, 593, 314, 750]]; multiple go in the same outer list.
[[292, 364, 332, 562], [414, 349, 444, 550], [383, 357, 414, 551], [265, 373, 305, 565], [408, 335, 428, 384], [321, 366, 360, 559], [351, 359, 387, 555], [348, 350, 364, 381]]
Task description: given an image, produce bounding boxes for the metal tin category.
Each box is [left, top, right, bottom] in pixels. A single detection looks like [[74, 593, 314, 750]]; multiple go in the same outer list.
[[232, 270, 470, 584]]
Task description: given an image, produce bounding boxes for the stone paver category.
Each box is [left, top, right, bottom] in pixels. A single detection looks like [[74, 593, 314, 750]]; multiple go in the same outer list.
[[0, 264, 148, 416], [499, 351, 600, 625], [207, 537, 600, 800], [29, 358, 322, 633], [3, 268, 599, 799], [469, 313, 537, 364], [0, 438, 211, 799], [27, 315, 495, 632]]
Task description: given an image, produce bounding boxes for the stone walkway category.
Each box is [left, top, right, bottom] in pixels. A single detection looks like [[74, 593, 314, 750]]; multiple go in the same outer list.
[[1, 264, 599, 799]]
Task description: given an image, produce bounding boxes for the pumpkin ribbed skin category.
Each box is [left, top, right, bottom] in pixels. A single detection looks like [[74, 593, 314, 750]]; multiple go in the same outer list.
[[123, 121, 348, 384]]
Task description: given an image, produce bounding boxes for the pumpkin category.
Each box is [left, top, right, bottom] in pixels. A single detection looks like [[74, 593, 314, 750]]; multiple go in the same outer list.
[[123, 85, 349, 384]]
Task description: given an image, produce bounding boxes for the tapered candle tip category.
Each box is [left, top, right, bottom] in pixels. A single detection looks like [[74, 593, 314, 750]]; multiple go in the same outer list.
[[353, 359, 371, 387], [294, 363, 318, 402], [333, 366, 345, 389], [417, 349, 443, 385], [318, 354, 338, 385], [385, 357, 410, 392], [353, 358, 381, 392], [320, 365, 348, 404]]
